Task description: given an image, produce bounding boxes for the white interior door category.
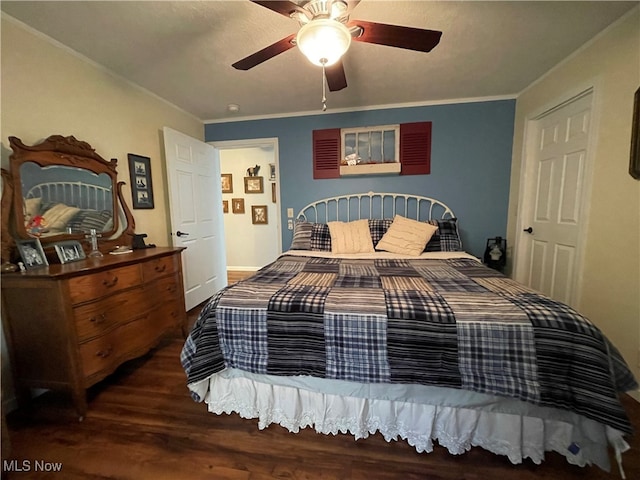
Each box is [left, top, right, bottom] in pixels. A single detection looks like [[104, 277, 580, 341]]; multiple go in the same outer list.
[[515, 92, 593, 306], [163, 127, 227, 311]]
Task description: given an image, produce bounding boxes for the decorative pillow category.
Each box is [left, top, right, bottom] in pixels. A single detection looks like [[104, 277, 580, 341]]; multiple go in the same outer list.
[[369, 218, 393, 246], [41, 203, 81, 231], [424, 218, 463, 252], [328, 219, 375, 254], [375, 215, 438, 256], [23, 197, 42, 219], [290, 220, 313, 250], [310, 222, 332, 251]]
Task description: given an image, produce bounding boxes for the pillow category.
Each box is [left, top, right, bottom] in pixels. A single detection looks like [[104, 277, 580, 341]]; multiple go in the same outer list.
[[424, 218, 463, 252], [375, 215, 438, 256], [24, 197, 42, 219], [41, 203, 81, 231], [290, 220, 313, 250], [369, 218, 393, 246], [328, 219, 375, 254], [310, 222, 332, 251]]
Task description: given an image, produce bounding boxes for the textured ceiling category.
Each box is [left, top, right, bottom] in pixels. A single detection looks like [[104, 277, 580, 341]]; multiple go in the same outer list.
[[2, 1, 637, 121]]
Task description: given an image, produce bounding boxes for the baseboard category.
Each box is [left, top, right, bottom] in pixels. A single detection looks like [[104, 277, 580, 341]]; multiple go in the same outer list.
[[226, 266, 259, 272]]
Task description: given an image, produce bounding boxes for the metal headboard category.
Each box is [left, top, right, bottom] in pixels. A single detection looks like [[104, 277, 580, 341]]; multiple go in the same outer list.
[[26, 181, 113, 212], [296, 191, 454, 223]]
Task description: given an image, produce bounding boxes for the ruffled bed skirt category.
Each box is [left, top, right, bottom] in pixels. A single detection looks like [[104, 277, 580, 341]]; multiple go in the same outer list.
[[192, 372, 630, 475]]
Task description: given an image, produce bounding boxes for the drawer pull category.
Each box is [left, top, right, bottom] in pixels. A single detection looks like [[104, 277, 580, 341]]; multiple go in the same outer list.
[[102, 276, 119, 288], [155, 264, 167, 273], [96, 346, 113, 358], [90, 313, 107, 324]]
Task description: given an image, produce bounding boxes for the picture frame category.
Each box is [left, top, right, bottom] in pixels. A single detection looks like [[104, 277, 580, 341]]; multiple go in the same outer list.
[[272, 182, 277, 203], [53, 240, 86, 264], [251, 205, 268, 225], [128, 153, 155, 209], [222, 200, 229, 213], [630, 86, 640, 180], [244, 176, 264, 194], [232, 198, 245, 214], [269, 163, 276, 181], [15, 238, 48, 269], [221, 173, 233, 193]]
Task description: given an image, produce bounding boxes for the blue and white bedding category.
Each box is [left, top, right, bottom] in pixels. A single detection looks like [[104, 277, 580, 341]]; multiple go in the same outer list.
[[181, 250, 636, 437]]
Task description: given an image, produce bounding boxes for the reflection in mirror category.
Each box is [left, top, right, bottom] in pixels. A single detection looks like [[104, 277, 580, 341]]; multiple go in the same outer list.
[[20, 162, 116, 238]]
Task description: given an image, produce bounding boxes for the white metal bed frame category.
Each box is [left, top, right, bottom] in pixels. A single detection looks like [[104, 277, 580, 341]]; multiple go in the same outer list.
[[26, 181, 113, 212], [296, 191, 454, 223]]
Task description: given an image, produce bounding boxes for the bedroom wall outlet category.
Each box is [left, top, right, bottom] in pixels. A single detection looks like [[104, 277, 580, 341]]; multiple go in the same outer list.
[[287, 219, 293, 230], [287, 208, 294, 218]]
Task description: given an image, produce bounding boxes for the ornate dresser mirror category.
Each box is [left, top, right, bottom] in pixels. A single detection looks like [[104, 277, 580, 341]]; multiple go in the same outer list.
[[1, 135, 135, 266]]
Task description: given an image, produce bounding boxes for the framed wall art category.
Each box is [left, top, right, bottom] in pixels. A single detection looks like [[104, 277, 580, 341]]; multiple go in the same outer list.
[[53, 240, 86, 264], [244, 176, 264, 194], [223, 200, 229, 213], [221, 173, 233, 193], [128, 153, 155, 209], [232, 198, 245, 214], [252, 205, 268, 225], [15, 238, 48, 269], [630, 86, 640, 180]]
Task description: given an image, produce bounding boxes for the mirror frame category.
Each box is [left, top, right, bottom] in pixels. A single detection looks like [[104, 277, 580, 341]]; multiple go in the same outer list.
[[1, 135, 135, 264]]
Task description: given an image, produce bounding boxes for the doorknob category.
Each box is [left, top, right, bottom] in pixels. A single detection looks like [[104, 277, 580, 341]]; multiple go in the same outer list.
[[523, 227, 533, 234], [176, 231, 190, 237]]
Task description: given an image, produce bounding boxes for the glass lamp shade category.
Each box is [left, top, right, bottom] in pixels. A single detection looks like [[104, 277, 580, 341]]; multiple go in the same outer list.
[[296, 19, 352, 67]]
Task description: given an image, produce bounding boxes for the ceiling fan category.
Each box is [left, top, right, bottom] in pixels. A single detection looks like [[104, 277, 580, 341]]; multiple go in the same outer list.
[[232, 0, 442, 93]]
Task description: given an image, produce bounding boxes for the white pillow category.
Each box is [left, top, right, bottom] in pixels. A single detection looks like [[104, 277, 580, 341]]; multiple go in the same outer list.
[[41, 203, 81, 231], [327, 219, 375, 254], [375, 215, 438, 256]]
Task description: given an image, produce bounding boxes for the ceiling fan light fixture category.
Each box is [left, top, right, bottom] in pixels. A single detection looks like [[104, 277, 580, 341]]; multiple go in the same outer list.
[[296, 18, 351, 67]]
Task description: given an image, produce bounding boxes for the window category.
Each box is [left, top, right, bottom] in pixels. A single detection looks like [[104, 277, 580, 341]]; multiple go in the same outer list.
[[313, 122, 432, 179]]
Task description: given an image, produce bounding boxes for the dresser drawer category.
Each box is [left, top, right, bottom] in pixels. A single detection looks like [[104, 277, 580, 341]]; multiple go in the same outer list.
[[73, 287, 150, 342], [79, 313, 159, 383], [142, 255, 180, 282], [146, 273, 181, 299], [68, 264, 142, 304]]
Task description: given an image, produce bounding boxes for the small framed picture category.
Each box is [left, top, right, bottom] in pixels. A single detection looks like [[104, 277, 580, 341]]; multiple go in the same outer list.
[[269, 163, 276, 181], [53, 240, 86, 264], [221, 173, 233, 193], [15, 238, 48, 269], [222, 200, 229, 213], [244, 176, 263, 194], [252, 205, 268, 225], [272, 182, 277, 203], [128, 153, 155, 209], [232, 198, 245, 214]]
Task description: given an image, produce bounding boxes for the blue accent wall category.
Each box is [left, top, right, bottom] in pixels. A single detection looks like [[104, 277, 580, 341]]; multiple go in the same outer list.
[[205, 100, 515, 258]]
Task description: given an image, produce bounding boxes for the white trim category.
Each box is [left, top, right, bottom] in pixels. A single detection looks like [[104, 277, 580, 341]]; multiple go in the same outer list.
[[204, 94, 516, 124], [226, 266, 259, 272]]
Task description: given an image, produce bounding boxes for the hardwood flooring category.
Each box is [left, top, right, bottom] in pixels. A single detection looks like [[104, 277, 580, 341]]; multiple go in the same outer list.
[[2, 307, 639, 480]]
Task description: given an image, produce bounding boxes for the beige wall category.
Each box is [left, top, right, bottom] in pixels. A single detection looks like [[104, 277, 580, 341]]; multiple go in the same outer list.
[[507, 8, 640, 383], [1, 16, 203, 407]]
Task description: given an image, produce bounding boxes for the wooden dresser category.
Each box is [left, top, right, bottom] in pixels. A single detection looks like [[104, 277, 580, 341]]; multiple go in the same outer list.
[[1, 247, 187, 418]]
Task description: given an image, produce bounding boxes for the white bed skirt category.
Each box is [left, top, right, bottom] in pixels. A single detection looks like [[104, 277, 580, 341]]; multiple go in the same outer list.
[[191, 371, 630, 474]]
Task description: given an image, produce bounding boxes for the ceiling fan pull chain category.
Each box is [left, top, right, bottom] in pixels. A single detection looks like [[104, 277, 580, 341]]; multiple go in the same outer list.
[[321, 61, 327, 111]]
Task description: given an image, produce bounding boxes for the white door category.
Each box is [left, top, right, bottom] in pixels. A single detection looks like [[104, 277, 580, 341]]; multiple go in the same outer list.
[[515, 91, 593, 306], [163, 127, 227, 311]]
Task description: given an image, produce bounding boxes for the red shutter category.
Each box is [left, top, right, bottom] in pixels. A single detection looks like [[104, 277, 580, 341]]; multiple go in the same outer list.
[[400, 122, 431, 175], [313, 128, 341, 179]]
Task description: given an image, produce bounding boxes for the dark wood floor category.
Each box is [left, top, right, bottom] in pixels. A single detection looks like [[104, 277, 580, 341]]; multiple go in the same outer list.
[[3, 309, 639, 480]]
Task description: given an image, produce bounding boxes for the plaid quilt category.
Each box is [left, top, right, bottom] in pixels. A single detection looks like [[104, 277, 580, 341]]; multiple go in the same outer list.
[[181, 254, 637, 434]]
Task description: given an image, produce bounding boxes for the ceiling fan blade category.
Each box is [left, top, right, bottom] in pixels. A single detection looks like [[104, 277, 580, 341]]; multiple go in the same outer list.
[[251, 1, 302, 17], [325, 61, 348, 92], [232, 33, 297, 70], [349, 20, 442, 53]]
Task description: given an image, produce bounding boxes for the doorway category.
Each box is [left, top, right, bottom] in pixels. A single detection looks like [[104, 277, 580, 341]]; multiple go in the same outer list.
[[212, 138, 281, 274], [513, 89, 595, 307]]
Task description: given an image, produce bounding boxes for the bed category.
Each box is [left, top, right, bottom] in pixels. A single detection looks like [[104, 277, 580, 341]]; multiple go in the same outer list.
[[181, 192, 637, 475], [23, 180, 114, 235]]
